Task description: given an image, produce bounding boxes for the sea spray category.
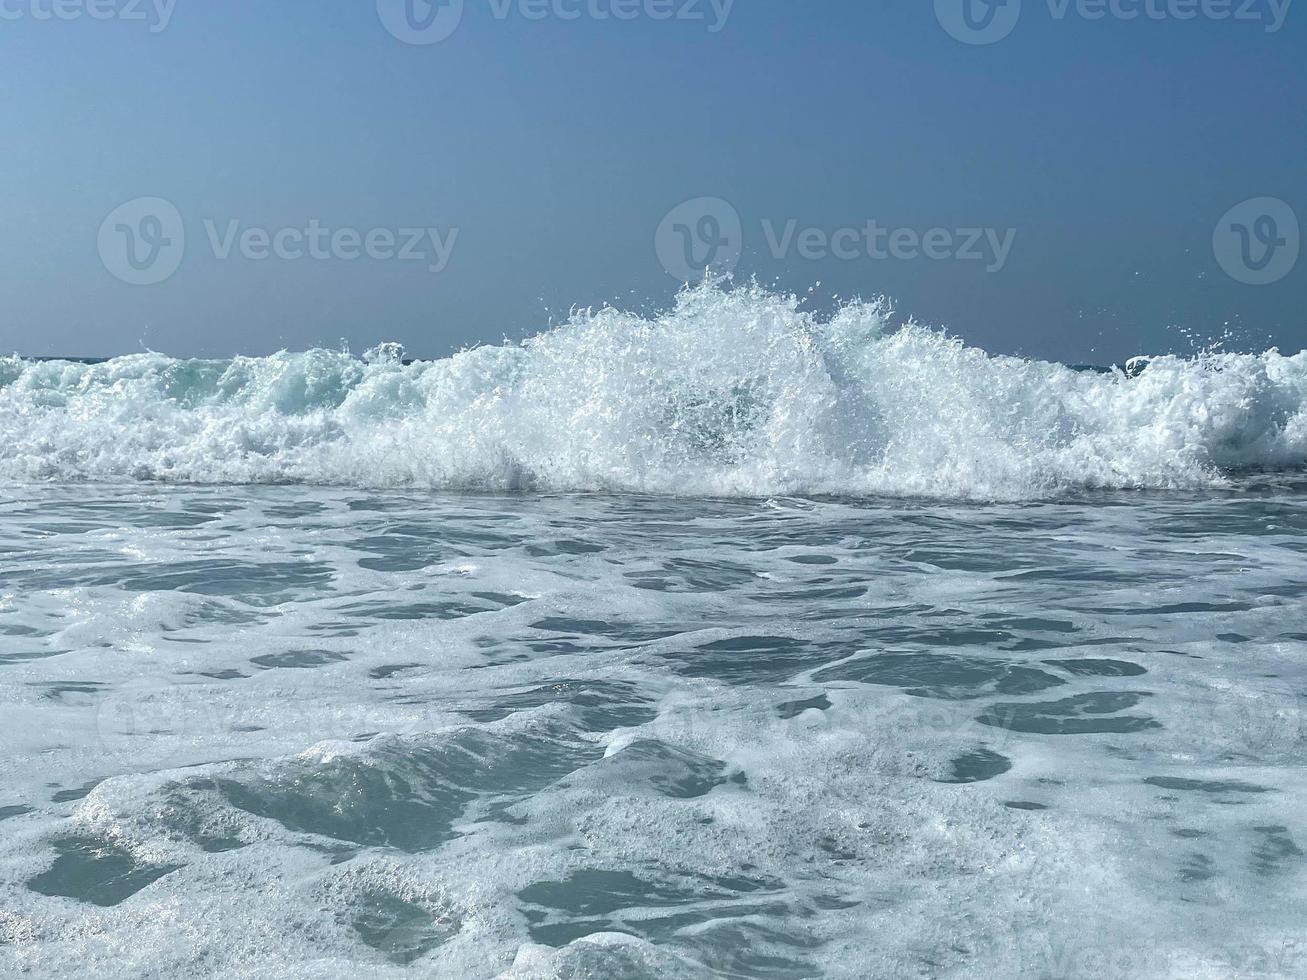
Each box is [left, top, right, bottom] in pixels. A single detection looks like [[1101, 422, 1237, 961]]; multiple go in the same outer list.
[[2, 282, 1304, 498]]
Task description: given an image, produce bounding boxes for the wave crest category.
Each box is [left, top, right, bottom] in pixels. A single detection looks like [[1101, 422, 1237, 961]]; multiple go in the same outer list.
[[3, 283, 1304, 499]]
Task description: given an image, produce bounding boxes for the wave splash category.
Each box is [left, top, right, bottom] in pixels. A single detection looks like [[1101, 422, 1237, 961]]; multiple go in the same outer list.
[[3, 283, 1305, 499]]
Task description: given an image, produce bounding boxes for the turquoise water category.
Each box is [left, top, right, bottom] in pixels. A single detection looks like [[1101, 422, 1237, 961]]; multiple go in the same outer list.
[[2, 480, 1305, 978], [3, 285, 1306, 975]]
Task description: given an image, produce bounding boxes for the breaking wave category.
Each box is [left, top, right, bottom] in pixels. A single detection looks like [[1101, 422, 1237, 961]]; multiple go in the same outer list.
[[2, 282, 1304, 499]]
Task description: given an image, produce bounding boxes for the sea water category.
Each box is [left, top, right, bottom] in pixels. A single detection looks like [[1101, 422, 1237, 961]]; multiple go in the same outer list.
[[1, 284, 1305, 978]]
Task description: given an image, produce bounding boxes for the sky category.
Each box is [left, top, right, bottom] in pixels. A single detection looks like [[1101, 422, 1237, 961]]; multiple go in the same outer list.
[[1, 0, 1304, 364]]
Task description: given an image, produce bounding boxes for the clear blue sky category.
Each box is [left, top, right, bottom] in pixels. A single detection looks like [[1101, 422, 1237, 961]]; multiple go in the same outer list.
[[2, 0, 1304, 363]]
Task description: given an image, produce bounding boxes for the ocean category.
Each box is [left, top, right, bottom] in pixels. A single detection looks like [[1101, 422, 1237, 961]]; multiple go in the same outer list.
[[1, 284, 1305, 978]]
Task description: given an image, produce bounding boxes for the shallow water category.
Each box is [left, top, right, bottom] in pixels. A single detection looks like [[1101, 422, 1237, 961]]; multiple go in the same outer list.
[[1, 480, 1305, 978]]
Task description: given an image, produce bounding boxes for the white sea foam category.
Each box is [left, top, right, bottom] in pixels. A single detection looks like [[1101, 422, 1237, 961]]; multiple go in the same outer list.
[[3, 282, 1304, 499], [3, 485, 1306, 977]]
